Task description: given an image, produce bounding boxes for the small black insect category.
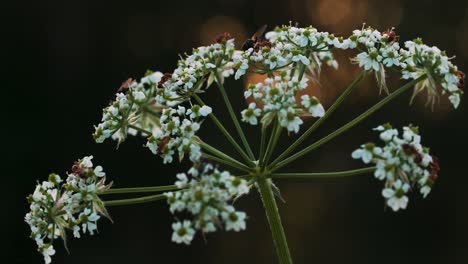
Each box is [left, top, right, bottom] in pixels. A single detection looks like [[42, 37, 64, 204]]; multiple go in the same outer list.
[[242, 25, 267, 51]]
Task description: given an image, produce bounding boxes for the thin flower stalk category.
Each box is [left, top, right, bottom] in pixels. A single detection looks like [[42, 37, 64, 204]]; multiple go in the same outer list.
[[269, 74, 428, 172], [201, 153, 251, 173], [262, 120, 283, 167], [100, 185, 179, 195], [214, 73, 256, 160], [271, 167, 375, 179], [104, 194, 167, 207], [192, 93, 255, 166], [270, 70, 367, 168], [198, 142, 252, 172]]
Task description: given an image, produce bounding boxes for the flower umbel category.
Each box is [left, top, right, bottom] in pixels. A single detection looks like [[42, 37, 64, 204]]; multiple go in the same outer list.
[[25, 156, 112, 263], [165, 162, 250, 244], [352, 124, 439, 211], [93, 71, 164, 145], [401, 38, 464, 108]]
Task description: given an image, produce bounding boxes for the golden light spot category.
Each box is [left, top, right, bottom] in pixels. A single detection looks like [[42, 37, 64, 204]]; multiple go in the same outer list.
[[305, 0, 403, 34], [199, 16, 247, 47], [317, 0, 353, 26], [306, 0, 370, 34], [372, 0, 404, 29]]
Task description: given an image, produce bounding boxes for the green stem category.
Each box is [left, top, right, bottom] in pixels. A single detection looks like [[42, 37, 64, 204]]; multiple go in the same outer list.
[[271, 167, 375, 179], [199, 142, 252, 172], [258, 125, 267, 164], [269, 75, 427, 172], [297, 51, 311, 80], [128, 124, 152, 135], [257, 177, 293, 264], [261, 119, 282, 168], [202, 153, 251, 173], [104, 194, 166, 207], [214, 74, 256, 160], [143, 107, 163, 117], [100, 185, 179, 195], [192, 94, 255, 166], [269, 71, 366, 168]]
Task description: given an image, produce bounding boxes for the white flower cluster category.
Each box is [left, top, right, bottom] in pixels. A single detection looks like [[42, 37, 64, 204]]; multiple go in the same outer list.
[[156, 33, 237, 105], [242, 70, 325, 133], [349, 27, 464, 107], [352, 124, 439, 211], [401, 38, 464, 108], [350, 27, 403, 93], [25, 156, 112, 264], [145, 104, 212, 163], [234, 25, 349, 80], [165, 163, 250, 245], [93, 71, 164, 144], [95, 34, 240, 155]]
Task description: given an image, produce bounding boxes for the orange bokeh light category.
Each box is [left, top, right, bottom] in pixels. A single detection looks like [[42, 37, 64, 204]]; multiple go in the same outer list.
[[199, 16, 247, 47]]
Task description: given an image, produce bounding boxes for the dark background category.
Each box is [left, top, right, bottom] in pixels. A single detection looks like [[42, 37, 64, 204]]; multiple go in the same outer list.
[[5, 0, 467, 263]]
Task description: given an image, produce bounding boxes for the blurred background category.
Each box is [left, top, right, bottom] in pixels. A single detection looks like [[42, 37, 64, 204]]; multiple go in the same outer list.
[[5, 0, 467, 263]]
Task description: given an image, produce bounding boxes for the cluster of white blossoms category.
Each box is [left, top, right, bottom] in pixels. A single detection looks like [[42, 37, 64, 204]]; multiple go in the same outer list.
[[350, 27, 403, 93], [350, 26, 464, 107], [165, 162, 250, 245], [93, 71, 164, 145], [156, 33, 238, 105], [352, 124, 439, 211], [233, 26, 349, 134], [234, 25, 348, 80], [242, 70, 325, 133], [235, 25, 463, 136], [94, 33, 240, 153], [25, 156, 112, 263], [401, 38, 464, 108], [145, 104, 212, 163]]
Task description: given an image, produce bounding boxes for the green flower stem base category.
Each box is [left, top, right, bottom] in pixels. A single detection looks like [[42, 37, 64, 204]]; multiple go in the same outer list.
[[257, 176, 293, 264]]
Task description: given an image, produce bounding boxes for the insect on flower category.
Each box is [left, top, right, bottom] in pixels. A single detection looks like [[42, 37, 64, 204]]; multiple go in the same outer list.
[[242, 24, 267, 51], [383, 28, 400, 43], [215, 32, 233, 44], [117, 78, 134, 93], [253, 40, 273, 52], [429, 156, 440, 180], [456, 70, 465, 90], [71, 161, 88, 178], [158, 73, 173, 88], [402, 144, 423, 164], [157, 136, 172, 155]]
